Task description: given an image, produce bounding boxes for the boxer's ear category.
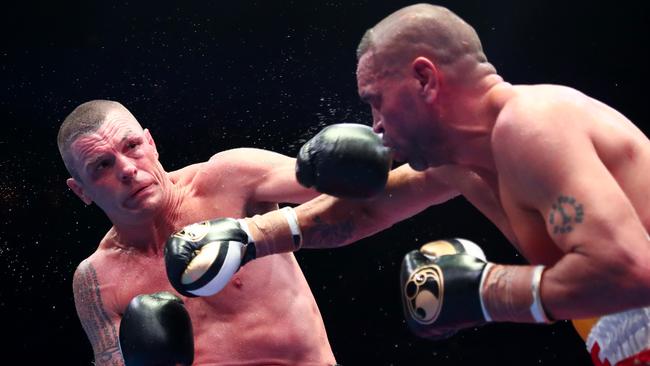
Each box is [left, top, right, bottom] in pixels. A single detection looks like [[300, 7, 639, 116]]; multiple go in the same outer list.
[[412, 57, 439, 104], [67, 178, 93, 205], [143, 128, 159, 159]]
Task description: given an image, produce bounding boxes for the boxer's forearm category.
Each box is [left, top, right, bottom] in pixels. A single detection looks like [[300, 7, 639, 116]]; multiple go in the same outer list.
[[482, 254, 650, 323], [240, 195, 377, 251], [539, 252, 650, 320], [297, 165, 459, 249], [296, 194, 382, 249], [247, 165, 458, 251]]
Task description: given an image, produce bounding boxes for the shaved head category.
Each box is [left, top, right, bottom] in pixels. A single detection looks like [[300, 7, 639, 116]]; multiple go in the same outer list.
[[57, 100, 135, 179], [357, 4, 492, 81]]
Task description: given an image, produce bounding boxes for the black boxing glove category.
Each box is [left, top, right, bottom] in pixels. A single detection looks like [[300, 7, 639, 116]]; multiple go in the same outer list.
[[119, 291, 194, 366], [400, 238, 490, 340], [165, 218, 254, 297], [296, 123, 392, 198]]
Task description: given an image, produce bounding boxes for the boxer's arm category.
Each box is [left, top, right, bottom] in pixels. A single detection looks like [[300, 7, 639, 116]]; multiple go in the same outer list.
[[247, 163, 459, 250], [207, 148, 318, 204], [72, 260, 124, 366], [494, 109, 650, 320], [299, 164, 459, 248]]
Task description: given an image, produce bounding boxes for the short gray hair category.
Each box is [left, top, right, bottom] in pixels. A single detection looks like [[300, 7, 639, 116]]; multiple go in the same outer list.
[[57, 100, 124, 179]]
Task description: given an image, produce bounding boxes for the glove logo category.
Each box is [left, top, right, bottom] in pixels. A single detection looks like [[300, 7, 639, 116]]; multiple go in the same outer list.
[[404, 264, 444, 325], [173, 221, 211, 242]]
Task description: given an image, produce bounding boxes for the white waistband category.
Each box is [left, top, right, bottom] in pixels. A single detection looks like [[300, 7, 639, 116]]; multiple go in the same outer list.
[[586, 306, 650, 364]]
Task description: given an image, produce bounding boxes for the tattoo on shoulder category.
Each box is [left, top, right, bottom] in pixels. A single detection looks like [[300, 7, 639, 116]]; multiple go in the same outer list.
[[548, 195, 584, 235], [73, 262, 122, 364], [310, 215, 355, 247]]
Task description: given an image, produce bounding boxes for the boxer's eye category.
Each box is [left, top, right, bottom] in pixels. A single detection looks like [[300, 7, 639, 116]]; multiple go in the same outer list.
[[360, 93, 381, 109], [96, 160, 111, 171]]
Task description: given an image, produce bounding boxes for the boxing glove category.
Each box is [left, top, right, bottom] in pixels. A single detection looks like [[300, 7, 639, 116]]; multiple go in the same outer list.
[[119, 291, 194, 366], [296, 123, 392, 198], [165, 218, 254, 297], [400, 238, 489, 340]]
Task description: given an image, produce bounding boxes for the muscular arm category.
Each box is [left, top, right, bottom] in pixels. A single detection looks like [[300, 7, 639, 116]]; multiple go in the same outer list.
[[287, 164, 459, 248], [72, 260, 124, 366], [495, 102, 650, 319], [207, 148, 318, 204]]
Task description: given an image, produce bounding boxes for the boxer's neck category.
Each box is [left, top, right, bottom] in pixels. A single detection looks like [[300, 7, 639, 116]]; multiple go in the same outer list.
[[439, 74, 512, 171], [110, 177, 188, 255]]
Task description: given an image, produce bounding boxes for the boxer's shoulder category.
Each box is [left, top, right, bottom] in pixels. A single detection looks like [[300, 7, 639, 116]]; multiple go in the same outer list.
[[169, 162, 204, 185], [198, 148, 292, 189], [492, 98, 581, 177], [75, 248, 171, 315], [208, 147, 272, 160], [72, 255, 117, 312], [177, 148, 271, 178], [496, 85, 586, 132], [168, 148, 291, 182], [74, 247, 122, 292], [168, 159, 232, 196], [509, 84, 585, 103]]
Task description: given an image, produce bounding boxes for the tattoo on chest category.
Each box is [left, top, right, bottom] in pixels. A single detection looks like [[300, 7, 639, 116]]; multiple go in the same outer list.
[[548, 195, 584, 234], [73, 263, 121, 362], [311, 215, 354, 247]]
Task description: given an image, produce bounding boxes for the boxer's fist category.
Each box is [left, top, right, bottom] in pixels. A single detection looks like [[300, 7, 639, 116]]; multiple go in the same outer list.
[[296, 123, 392, 198], [400, 238, 489, 340], [165, 218, 255, 297], [119, 291, 194, 366]]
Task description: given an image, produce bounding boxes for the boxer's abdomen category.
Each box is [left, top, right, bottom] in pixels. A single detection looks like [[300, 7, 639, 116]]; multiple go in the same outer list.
[[190, 253, 335, 365]]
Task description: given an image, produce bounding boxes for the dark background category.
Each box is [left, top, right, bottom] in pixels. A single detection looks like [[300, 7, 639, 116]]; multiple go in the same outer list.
[[1, 0, 648, 364]]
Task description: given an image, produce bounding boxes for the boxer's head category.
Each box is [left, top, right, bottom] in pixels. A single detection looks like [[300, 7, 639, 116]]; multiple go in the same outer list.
[[58, 100, 166, 224], [356, 4, 496, 170]]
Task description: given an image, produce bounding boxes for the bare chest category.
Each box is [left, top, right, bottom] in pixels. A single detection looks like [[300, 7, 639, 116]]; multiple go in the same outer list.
[[99, 254, 176, 314]]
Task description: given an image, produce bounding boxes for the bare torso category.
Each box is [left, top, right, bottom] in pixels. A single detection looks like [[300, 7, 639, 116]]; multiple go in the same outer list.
[[452, 84, 650, 265], [81, 157, 335, 365]]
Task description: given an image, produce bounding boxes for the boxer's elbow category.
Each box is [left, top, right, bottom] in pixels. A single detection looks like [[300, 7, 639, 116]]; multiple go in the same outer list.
[[599, 246, 650, 307]]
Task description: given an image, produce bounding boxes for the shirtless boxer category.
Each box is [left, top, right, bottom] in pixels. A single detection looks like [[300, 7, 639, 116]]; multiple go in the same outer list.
[[58, 99, 357, 365], [183, 4, 650, 365]]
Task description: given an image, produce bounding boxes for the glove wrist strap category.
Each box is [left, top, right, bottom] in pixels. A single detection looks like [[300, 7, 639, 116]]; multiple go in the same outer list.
[[242, 207, 302, 258], [530, 265, 551, 323], [280, 206, 303, 249], [479, 263, 494, 322], [480, 264, 553, 323]]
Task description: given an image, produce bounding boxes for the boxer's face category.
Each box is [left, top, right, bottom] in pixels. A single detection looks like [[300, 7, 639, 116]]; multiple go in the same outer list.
[[357, 52, 438, 171], [66, 109, 166, 222]]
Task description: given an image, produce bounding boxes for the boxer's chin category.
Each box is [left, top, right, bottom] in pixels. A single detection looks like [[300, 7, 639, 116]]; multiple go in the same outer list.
[[408, 157, 429, 172]]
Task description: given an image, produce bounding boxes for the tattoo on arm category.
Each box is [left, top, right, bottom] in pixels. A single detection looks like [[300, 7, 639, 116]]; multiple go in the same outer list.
[[548, 195, 584, 235], [309, 215, 355, 247], [73, 262, 123, 365]]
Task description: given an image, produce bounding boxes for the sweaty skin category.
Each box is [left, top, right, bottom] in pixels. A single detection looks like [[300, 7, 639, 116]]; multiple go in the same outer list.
[[364, 6, 650, 320], [248, 4, 650, 322], [488, 83, 650, 318], [67, 107, 335, 365]]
